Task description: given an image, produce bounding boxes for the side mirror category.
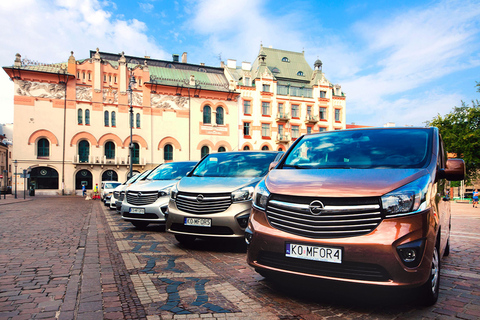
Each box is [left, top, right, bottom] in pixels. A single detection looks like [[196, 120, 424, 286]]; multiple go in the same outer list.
[[440, 158, 466, 181], [269, 161, 278, 171]]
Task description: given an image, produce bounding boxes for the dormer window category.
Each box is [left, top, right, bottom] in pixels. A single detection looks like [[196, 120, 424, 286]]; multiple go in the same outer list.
[[297, 71, 304, 76], [271, 67, 280, 73], [282, 57, 289, 62]]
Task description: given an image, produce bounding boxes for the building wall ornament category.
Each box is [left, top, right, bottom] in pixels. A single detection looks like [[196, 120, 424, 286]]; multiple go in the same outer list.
[[17, 80, 65, 99]]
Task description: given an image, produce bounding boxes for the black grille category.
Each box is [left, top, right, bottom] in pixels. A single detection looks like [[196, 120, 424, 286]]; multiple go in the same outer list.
[[170, 223, 233, 235], [257, 251, 390, 282], [175, 192, 232, 214], [266, 194, 382, 239], [126, 191, 158, 206], [123, 212, 160, 220]]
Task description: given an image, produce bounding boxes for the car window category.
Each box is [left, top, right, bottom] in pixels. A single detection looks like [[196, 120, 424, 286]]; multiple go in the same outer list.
[[283, 129, 432, 169], [146, 162, 195, 181], [192, 152, 279, 177], [104, 183, 121, 189]]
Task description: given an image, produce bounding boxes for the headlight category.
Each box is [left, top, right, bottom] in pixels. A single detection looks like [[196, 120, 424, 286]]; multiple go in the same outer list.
[[252, 178, 270, 210], [158, 186, 171, 198], [232, 186, 255, 202], [381, 175, 431, 218], [170, 183, 178, 200]]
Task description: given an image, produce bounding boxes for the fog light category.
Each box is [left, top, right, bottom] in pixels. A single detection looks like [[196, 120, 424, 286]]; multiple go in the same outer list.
[[244, 227, 253, 245], [236, 214, 250, 229], [396, 239, 426, 268], [398, 248, 417, 263]]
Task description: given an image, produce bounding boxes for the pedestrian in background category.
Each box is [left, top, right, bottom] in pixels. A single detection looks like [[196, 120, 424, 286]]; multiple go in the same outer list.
[[93, 183, 99, 200], [82, 184, 86, 197], [473, 189, 479, 208]]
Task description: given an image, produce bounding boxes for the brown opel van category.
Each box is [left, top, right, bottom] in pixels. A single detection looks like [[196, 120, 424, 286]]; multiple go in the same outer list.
[[246, 127, 465, 306]]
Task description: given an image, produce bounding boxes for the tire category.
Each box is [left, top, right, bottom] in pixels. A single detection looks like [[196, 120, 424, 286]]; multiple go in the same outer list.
[[418, 244, 440, 306], [175, 234, 196, 245], [131, 221, 149, 229], [444, 238, 450, 256]]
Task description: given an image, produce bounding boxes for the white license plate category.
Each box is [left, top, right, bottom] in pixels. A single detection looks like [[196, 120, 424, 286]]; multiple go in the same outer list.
[[184, 217, 211, 227], [286, 243, 342, 264], [129, 208, 145, 214]]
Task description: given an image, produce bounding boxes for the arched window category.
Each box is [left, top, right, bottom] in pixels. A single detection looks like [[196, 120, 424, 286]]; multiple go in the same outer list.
[[105, 141, 115, 159], [78, 140, 90, 163], [102, 170, 118, 181], [85, 109, 90, 125], [111, 111, 116, 127], [243, 146, 250, 151], [218, 146, 226, 152], [201, 146, 209, 158], [164, 144, 173, 161], [262, 145, 269, 150], [136, 113, 141, 128], [78, 109, 83, 124], [132, 143, 140, 164], [297, 71, 304, 76], [104, 111, 109, 126], [37, 138, 50, 158], [216, 107, 224, 125], [282, 57, 289, 62], [203, 105, 211, 124]]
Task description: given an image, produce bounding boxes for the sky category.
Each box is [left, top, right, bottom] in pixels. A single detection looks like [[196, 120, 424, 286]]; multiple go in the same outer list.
[[1, 0, 480, 127]]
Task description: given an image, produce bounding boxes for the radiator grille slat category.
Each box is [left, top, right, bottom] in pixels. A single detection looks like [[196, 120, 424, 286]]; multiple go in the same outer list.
[[126, 191, 158, 206], [175, 192, 232, 214]]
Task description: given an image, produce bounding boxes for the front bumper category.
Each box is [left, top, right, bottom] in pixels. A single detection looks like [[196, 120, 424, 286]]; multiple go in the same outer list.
[[246, 206, 436, 287], [166, 199, 252, 238]]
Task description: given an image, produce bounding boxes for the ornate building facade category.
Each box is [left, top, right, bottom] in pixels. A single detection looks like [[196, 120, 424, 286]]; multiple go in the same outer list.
[[3, 46, 346, 195]]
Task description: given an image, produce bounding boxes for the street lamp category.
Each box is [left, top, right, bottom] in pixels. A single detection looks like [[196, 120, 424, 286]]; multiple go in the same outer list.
[[14, 160, 17, 199], [127, 68, 136, 179], [3, 170, 6, 199], [58, 64, 69, 196]]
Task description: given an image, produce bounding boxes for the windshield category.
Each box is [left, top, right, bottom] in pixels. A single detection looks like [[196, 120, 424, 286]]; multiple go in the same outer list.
[[283, 129, 432, 169], [131, 169, 151, 182], [146, 162, 195, 181], [192, 152, 279, 177], [104, 182, 121, 189]]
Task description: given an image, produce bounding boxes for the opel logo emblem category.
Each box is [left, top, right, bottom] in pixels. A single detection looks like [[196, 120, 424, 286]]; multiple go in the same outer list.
[[196, 194, 204, 203], [309, 200, 324, 215], [137, 192, 142, 198]]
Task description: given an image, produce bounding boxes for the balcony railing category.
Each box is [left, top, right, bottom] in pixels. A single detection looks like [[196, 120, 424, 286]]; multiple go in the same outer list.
[[276, 112, 290, 121], [305, 115, 319, 124], [73, 155, 147, 166], [276, 133, 291, 143]]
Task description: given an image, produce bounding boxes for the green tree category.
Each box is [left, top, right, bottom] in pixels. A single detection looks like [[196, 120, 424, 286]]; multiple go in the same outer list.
[[427, 99, 480, 181]]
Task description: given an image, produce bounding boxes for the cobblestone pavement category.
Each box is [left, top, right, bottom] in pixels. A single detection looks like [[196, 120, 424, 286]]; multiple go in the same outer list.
[[0, 197, 479, 319]]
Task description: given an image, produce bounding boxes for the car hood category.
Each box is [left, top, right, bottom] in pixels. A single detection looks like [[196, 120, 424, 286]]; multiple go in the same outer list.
[[126, 180, 178, 192], [113, 185, 126, 192], [266, 168, 429, 197], [178, 176, 262, 193]]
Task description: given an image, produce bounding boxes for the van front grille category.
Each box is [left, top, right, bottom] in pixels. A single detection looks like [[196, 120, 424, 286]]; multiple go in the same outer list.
[[175, 192, 232, 214], [265, 194, 382, 239], [126, 191, 158, 206]]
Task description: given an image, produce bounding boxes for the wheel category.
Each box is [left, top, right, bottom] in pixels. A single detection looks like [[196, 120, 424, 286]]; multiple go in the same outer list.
[[174, 234, 196, 245], [131, 221, 149, 229], [418, 244, 440, 306]]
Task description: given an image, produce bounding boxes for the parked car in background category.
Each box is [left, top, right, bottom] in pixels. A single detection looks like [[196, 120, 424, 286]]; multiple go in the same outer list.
[[122, 161, 197, 229], [166, 151, 283, 245], [101, 181, 121, 206], [246, 127, 465, 306], [110, 170, 152, 211]]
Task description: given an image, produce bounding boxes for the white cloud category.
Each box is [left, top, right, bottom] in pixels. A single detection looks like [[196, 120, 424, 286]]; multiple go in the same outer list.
[[0, 0, 168, 123]]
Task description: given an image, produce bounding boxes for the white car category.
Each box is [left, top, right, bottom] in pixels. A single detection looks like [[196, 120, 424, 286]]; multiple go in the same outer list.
[[101, 181, 121, 206]]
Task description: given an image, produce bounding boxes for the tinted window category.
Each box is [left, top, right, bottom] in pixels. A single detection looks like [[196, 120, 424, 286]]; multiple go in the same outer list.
[[104, 183, 121, 189], [192, 152, 279, 178], [283, 129, 432, 169], [147, 162, 195, 181]]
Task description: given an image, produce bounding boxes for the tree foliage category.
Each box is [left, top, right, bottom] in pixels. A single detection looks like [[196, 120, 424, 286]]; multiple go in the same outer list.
[[427, 98, 480, 181]]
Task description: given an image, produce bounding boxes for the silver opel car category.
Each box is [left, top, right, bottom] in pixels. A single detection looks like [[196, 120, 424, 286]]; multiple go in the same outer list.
[[110, 169, 152, 211], [121, 161, 197, 229], [166, 151, 283, 244]]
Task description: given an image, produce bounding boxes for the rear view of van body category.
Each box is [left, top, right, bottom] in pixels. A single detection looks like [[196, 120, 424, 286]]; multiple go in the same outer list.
[[246, 127, 465, 306]]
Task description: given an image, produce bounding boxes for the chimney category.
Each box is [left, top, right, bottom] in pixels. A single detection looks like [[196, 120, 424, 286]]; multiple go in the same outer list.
[[227, 59, 236, 69], [200, 63, 205, 66], [181, 52, 187, 63], [242, 61, 251, 71], [172, 54, 179, 62]]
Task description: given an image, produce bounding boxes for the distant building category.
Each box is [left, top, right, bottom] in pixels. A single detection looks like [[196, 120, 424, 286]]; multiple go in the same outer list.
[[225, 45, 346, 151], [3, 49, 239, 195]]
